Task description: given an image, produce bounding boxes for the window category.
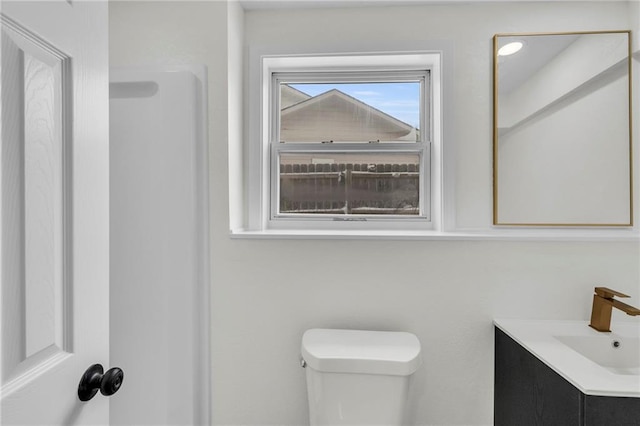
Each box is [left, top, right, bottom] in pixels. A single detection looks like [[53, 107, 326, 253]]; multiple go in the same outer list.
[[250, 52, 442, 232]]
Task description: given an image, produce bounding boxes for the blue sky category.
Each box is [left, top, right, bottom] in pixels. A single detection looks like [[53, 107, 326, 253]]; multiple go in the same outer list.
[[289, 82, 421, 128]]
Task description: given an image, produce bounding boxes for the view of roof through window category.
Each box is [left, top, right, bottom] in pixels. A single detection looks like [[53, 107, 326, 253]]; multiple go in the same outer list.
[[279, 82, 421, 143]]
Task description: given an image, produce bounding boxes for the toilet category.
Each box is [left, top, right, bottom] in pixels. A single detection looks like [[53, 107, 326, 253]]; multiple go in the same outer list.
[[301, 328, 422, 425]]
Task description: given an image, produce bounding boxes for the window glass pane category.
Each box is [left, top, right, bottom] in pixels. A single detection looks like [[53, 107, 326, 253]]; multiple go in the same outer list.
[[279, 152, 420, 215], [279, 82, 420, 143]]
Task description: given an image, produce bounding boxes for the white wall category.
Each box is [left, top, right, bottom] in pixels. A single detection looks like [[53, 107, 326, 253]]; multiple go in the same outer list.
[[109, 2, 640, 425], [110, 69, 208, 425]]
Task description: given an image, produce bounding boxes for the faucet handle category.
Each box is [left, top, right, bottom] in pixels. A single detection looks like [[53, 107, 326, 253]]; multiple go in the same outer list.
[[595, 287, 629, 299]]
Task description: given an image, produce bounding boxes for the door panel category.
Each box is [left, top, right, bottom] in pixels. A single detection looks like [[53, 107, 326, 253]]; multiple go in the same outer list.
[[1, 2, 109, 424], [2, 11, 70, 377]]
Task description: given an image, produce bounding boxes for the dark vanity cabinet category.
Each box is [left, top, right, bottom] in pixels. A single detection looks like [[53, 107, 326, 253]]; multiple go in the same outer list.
[[494, 327, 640, 426]]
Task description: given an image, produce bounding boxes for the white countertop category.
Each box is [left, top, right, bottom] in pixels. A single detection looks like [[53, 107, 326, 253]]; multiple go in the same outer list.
[[494, 319, 640, 398]]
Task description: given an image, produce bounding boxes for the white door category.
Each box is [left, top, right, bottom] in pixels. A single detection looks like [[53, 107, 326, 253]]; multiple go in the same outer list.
[[1, 1, 110, 424]]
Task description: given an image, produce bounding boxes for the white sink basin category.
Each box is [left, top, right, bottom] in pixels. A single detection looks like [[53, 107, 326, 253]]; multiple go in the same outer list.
[[494, 319, 640, 397], [555, 334, 640, 375]]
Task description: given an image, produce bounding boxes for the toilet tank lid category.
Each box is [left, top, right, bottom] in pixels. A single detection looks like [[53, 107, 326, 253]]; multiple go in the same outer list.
[[301, 329, 421, 376]]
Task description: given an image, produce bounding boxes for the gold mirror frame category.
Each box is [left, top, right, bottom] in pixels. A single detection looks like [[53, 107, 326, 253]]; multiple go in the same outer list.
[[492, 30, 633, 227]]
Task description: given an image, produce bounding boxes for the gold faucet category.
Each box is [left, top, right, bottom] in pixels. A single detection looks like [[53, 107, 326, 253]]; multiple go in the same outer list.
[[589, 287, 640, 332]]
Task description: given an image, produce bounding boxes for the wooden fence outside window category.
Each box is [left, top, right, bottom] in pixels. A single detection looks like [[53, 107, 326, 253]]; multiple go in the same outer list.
[[279, 163, 420, 215]]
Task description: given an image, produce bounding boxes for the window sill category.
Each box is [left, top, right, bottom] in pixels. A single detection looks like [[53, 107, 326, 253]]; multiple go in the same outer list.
[[229, 228, 640, 242]]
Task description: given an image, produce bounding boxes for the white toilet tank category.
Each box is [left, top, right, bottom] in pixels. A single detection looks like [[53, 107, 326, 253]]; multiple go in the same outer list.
[[301, 329, 421, 426]]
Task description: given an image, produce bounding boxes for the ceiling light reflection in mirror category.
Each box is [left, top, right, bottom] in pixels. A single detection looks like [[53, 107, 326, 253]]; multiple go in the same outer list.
[[498, 41, 524, 56]]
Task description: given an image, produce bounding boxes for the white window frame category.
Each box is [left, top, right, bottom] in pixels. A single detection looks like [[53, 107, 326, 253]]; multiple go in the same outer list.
[[248, 51, 443, 232]]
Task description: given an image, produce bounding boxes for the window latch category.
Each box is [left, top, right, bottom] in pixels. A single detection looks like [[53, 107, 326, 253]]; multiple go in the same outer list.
[[321, 140, 334, 144]]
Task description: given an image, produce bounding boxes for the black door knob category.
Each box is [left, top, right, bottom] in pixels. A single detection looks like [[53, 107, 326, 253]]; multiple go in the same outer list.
[[78, 364, 124, 401]]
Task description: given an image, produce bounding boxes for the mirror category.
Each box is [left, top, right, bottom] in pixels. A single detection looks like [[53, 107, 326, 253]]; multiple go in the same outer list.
[[493, 31, 633, 226]]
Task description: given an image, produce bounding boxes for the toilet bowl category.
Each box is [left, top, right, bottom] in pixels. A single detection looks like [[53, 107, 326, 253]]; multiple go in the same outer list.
[[301, 328, 421, 426]]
